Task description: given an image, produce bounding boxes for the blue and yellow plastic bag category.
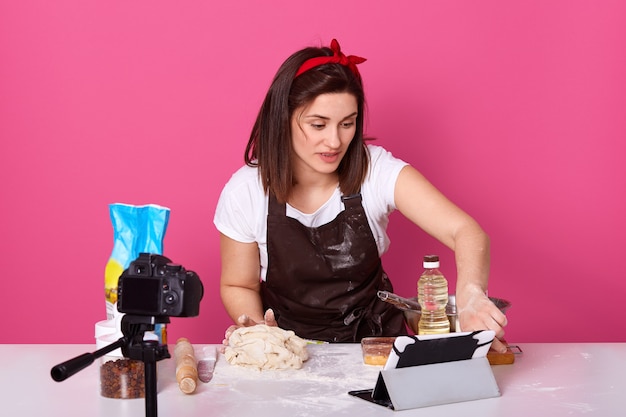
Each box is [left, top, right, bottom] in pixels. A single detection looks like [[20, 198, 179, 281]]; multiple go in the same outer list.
[[104, 203, 170, 324]]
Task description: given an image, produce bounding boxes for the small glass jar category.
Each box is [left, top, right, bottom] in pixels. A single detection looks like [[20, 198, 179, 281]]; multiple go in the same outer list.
[[97, 334, 145, 399], [361, 337, 396, 366], [99, 355, 145, 399]]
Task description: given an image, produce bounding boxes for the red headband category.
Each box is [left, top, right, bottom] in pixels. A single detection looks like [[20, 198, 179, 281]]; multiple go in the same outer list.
[[295, 39, 366, 78]]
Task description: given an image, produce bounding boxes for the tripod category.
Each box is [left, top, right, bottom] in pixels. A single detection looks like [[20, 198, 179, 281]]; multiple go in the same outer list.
[[51, 314, 171, 417]]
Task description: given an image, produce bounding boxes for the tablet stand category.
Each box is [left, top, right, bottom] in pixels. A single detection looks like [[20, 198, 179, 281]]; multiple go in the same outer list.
[[349, 332, 501, 410]]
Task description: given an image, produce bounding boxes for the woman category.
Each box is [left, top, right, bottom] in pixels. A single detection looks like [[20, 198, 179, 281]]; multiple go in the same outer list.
[[214, 39, 507, 351]]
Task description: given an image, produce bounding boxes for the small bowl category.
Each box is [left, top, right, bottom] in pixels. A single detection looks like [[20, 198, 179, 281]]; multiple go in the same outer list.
[[401, 295, 511, 333]]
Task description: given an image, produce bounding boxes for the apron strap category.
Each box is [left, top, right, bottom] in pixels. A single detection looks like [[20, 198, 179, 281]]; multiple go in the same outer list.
[[268, 193, 285, 216], [341, 193, 363, 209]]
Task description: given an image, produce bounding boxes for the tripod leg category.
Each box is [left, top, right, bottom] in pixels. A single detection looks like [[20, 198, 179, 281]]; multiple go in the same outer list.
[[143, 341, 159, 417]]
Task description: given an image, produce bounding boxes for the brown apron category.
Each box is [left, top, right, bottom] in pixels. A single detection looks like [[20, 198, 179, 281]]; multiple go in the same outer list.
[[261, 193, 407, 342]]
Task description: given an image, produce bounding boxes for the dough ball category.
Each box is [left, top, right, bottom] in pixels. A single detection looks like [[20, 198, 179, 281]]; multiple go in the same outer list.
[[224, 324, 309, 370]]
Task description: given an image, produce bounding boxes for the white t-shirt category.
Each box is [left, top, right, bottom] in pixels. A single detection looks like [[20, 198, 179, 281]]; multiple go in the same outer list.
[[214, 144, 409, 280]]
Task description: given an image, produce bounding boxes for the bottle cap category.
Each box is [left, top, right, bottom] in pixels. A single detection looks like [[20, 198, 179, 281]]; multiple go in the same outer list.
[[423, 254, 440, 268]]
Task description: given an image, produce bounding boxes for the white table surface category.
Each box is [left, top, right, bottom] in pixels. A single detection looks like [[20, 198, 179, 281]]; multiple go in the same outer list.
[[2, 342, 625, 416]]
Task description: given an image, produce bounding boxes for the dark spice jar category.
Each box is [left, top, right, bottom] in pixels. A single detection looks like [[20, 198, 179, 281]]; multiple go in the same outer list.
[[100, 356, 145, 399]]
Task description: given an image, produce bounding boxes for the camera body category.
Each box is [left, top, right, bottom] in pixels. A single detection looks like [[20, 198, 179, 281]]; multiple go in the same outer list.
[[117, 253, 203, 317]]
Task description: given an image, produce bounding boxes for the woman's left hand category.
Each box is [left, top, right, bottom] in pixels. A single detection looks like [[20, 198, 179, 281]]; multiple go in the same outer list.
[[222, 309, 278, 348]]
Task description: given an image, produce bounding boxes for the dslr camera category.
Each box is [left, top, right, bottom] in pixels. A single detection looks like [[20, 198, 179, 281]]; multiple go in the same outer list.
[[117, 253, 203, 317]]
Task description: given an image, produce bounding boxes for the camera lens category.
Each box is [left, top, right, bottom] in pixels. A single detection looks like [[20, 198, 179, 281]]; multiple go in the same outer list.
[[164, 291, 178, 305]]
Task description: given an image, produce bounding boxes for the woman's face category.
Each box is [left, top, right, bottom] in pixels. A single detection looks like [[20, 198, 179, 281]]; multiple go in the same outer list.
[[290, 92, 358, 181]]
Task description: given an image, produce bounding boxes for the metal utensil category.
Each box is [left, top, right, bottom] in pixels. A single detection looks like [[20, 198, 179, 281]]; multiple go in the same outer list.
[[377, 290, 421, 310]]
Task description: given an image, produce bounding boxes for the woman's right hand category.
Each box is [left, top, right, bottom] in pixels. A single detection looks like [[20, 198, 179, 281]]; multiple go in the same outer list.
[[222, 309, 278, 347]]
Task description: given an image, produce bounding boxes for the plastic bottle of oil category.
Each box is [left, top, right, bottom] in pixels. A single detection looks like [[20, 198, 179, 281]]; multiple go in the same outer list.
[[417, 255, 450, 335]]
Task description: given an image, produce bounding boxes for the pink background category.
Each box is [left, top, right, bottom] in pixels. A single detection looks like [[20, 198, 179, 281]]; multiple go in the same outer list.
[[1, 1, 624, 344]]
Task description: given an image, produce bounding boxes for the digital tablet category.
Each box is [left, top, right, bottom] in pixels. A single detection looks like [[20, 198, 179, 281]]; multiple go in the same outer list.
[[383, 330, 495, 370], [349, 330, 497, 409]]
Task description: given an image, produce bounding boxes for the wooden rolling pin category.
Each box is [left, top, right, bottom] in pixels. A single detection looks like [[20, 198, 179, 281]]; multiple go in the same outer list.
[[174, 338, 198, 394]]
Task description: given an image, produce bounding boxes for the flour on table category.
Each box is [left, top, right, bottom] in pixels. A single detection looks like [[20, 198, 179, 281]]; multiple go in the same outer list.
[[224, 325, 309, 370]]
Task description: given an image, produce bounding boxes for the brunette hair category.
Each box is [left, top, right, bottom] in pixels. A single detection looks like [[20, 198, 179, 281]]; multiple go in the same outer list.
[[244, 43, 370, 203]]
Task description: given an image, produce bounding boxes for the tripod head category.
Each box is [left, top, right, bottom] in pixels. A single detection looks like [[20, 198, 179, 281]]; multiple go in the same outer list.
[[120, 314, 171, 363]]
